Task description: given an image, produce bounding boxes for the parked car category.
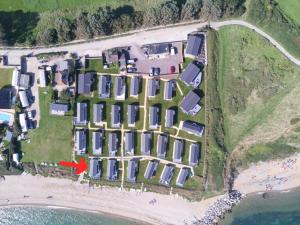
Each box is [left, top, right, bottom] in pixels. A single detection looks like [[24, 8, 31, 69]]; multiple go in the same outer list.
[[170, 66, 175, 74], [153, 67, 160, 76], [27, 110, 33, 119], [149, 67, 154, 76], [170, 46, 176, 55], [127, 68, 137, 73], [27, 119, 34, 129], [127, 59, 135, 64]]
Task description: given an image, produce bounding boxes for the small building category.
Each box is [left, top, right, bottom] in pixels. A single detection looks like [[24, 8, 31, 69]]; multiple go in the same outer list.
[[182, 120, 205, 137], [114, 76, 126, 100], [141, 132, 151, 155], [144, 160, 159, 180], [19, 90, 29, 108], [164, 80, 174, 101], [149, 106, 159, 129], [108, 132, 118, 156], [147, 43, 170, 59], [127, 104, 137, 127], [189, 143, 200, 166], [19, 74, 31, 89], [119, 51, 128, 70], [78, 73, 94, 95], [127, 159, 138, 183], [130, 76, 140, 97], [93, 103, 104, 125], [176, 168, 190, 187], [107, 159, 118, 181], [185, 33, 204, 57], [0, 88, 14, 109], [124, 131, 135, 155], [173, 139, 183, 163], [92, 131, 103, 155], [165, 108, 175, 128], [89, 158, 101, 180], [38, 68, 47, 87], [19, 113, 28, 133], [157, 134, 168, 159], [180, 62, 202, 88], [111, 104, 121, 128], [74, 102, 88, 125], [56, 59, 74, 86], [180, 91, 201, 116], [159, 164, 174, 186], [75, 130, 86, 155], [98, 75, 110, 98], [50, 103, 69, 115], [148, 79, 159, 98], [11, 69, 20, 87]]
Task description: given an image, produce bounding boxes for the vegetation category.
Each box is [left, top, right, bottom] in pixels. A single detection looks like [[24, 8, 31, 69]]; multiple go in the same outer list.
[[0, 68, 13, 88], [0, 0, 246, 46], [21, 88, 73, 163]]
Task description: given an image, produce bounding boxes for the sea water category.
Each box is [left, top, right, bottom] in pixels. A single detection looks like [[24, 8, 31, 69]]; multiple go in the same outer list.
[[220, 188, 300, 225], [0, 206, 140, 225]]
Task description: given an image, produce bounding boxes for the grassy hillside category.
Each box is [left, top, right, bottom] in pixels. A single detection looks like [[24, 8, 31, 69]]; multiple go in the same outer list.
[[218, 26, 300, 150], [244, 0, 300, 59]]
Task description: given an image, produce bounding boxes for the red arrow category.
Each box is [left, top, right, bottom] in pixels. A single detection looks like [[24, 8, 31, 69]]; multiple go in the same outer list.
[[59, 157, 88, 175]]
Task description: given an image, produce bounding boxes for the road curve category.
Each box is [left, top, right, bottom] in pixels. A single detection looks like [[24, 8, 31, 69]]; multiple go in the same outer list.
[[0, 19, 299, 66]]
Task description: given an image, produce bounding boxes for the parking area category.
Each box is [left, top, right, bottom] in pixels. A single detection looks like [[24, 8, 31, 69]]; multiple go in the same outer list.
[[128, 42, 183, 75]]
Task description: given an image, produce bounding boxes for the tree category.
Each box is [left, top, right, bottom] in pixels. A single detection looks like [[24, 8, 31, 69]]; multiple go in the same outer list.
[[159, 1, 180, 25], [88, 7, 114, 36], [143, 7, 161, 27], [0, 23, 6, 46], [55, 17, 75, 42], [181, 0, 202, 21], [112, 14, 134, 33], [39, 28, 58, 45], [76, 12, 93, 39], [201, 0, 223, 19]]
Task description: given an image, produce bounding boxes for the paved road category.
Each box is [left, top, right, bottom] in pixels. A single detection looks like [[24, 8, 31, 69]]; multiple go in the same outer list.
[[0, 19, 299, 66]]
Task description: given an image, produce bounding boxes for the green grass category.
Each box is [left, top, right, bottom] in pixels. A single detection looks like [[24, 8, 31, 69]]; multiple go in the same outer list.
[[21, 88, 73, 163], [86, 59, 119, 74], [276, 0, 300, 25], [217, 25, 300, 150], [244, 0, 300, 59], [0, 68, 12, 88]]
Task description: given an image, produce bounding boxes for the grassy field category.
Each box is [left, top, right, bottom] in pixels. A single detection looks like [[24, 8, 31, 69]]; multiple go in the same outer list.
[[0, 68, 12, 88], [244, 0, 300, 59], [217, 25, 300, 151], [276, 0, 300, 25], [21, 88, 73, 163]]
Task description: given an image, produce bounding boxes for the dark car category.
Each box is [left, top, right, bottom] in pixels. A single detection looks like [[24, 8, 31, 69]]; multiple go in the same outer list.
[[170, 66, 175, 74], [127, 67, 137, 73], [153, 67, 160, 76]]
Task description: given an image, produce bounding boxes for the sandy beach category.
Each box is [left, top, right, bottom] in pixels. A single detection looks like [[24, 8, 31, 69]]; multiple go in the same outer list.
[[0, 175, 220, 225], [234, 153, 300, 194]]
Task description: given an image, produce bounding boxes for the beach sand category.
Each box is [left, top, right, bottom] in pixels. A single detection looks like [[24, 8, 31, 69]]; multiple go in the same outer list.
[[234, 153, 300, 194], [0, 175, 219, 225]]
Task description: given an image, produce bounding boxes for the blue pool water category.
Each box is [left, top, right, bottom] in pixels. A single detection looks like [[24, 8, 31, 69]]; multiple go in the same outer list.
[[0, 113, 12, 123]]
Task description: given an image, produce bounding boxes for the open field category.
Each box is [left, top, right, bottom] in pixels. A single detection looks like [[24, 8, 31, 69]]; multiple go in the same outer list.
[[0, 68, 12, 88], [21, 88, 73, 163], [217, 25, 300, 151], [276, 0, 300, 25], [244, 0, 300, 59]]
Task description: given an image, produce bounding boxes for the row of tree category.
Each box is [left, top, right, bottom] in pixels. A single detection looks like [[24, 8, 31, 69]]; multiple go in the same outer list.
[[0, 0, 246, 45]]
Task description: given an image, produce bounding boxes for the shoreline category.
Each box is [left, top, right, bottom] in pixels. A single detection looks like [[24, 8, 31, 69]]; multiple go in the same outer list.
[[0, 203, 146, 225]]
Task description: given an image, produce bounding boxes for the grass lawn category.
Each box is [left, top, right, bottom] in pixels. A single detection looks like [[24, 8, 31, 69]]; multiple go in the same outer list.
[[0, 68, 12, 88], [21, 88, 73, 163], [217, 25, 300, 150], [276, 0, 300, 25], [86, 58, 119, 74]]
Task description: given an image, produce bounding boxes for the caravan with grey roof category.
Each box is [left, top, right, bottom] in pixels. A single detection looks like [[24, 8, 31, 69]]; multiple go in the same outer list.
[[148, 79, 159, 98], [180, 91, 201, 116], [108, 132, 118, 156], [107, 159, 118, 181], [180, 62, 202, 88], [165, 108, 175, 128], [75, 130, 86, 155], [51, 103, 69, 115], [111, 104, 121, 128], [93, 103, 104, 125], [144, 160, 159, 180], [156, 134, 168, 159], [78, 73, 93, 95], [173, 139, 183, 163], [164, 80, 174, 101], [124, 131, 135, 155], [92, 131, 103, 155], [189, 143, 200, 166], [89, 158, 101, 180], [127, 104, 137, 127], [185, 33, 204, 57], [130, 76, 140, 97], [182, 120, 205, 137], [149, 106, 159, 129], [141, 132, 152, 155], [98, 75, 110, 98], [114, 76, 126, 100], [127, 159, 138, 183], [74, 102, 88, 125], [176, 168, 190, 187], [159, 164, 174, 186]]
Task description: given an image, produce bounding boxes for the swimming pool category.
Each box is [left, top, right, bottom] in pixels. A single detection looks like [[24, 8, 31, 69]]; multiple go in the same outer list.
[[0, 112, 13, 124]]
